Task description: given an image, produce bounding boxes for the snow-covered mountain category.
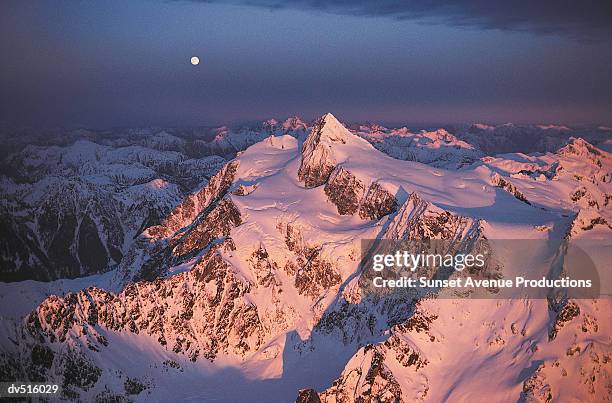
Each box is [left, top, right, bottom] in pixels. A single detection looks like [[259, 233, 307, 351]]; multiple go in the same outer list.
[[481, 137, 611, 238], [1, 113, 609, 401], [352, 124, 483, 169], [0, 139, 225, 281], [457, 123, 612, 155], [190, 117, 310, 158]]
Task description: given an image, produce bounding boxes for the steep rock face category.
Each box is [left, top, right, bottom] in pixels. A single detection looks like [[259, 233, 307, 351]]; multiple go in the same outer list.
[[491, 173, 531, 205], [4, 115, 610, 401], [557, 137, 605, 166], [145, 160, 239, 240], [324, 166, 398, 220], [324, 167, 365, 215], [0, 208, 51, 281], [520, 363, 553, 403], [300, 114, 399, 221], [298, 113, 350, 188], [318, 347, 404, 402], [312, 194, 487, 349], [248, 245, 281, 288], [296, 388, 322, 403], [134, 196, 242, 282], [316, 311, 434, 403], [557, 139, 610, 210], [382, 192, 481, 242], [366, 193, 494, 303], [26, 241, 264, 364], [358, 182, 398, 220], [171, 197, 242, 258], [557, 139, 611, 236], [114, 161, 240, 284], [1, 179, 125, 281], [278, 222, 342, 298]]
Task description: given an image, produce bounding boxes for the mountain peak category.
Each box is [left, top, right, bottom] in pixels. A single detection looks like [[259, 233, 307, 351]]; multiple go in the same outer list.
[[282, 116, 307, 130], [321, 111, 337, 121], [557, 137, 603, 159], [314, 112, 351, 143], [298, 113, 356, 187]]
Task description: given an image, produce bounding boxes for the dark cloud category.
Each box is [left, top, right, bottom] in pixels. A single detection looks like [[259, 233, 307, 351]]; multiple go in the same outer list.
[[199, 0, 612, 40]]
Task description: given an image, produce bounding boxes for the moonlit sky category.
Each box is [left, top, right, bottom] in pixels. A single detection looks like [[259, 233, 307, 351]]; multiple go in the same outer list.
[[1, 0, 611, 128]]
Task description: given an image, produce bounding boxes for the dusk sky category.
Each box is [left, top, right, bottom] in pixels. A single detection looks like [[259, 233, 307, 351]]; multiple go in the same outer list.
[[1, 0, 611, 128]]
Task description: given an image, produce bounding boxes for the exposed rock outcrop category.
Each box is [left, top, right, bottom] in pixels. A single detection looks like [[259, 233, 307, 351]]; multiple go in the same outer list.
[[315, 315, 433, 403], [491, 173, 531, 205], [324, 167, 365, 215], [358, 182, 398, 220], [145, 160, 239, 240], [324, 167, 397, 220], [27, 241, 264, 364], [318, 347, 404, 403], [382, 192, 481, 242], [278, 222, 342, 298], [298, 113, 350, 188]]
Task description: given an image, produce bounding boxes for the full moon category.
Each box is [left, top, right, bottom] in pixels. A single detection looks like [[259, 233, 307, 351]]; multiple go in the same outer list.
[[190, 56, 200, 66]]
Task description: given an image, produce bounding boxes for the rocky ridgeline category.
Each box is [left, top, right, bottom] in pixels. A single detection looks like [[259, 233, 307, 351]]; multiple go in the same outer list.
[[562, 139, 611, 235], [25, 241, 262, 364], [325, 167, 397, 220], [7, 240, 262, 399], [382, 192, 482, 242], [490, 173, 531, 205], [557, 137, 605, 167], [484, 136, 611, 237], [144, 160, 239, 240], [299, 308, 436, 402], [117, 161, 240, 283], [276, 222, 342, 298], [7, 114, 491, 389], [312, 193, 490, 347]]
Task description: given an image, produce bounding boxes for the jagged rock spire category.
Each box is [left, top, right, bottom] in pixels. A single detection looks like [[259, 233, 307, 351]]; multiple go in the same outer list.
[[298, 112, 352, 188]]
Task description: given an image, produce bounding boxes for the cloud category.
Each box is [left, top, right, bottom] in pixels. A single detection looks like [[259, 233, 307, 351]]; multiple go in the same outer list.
[[195, 0, 612, 40]]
